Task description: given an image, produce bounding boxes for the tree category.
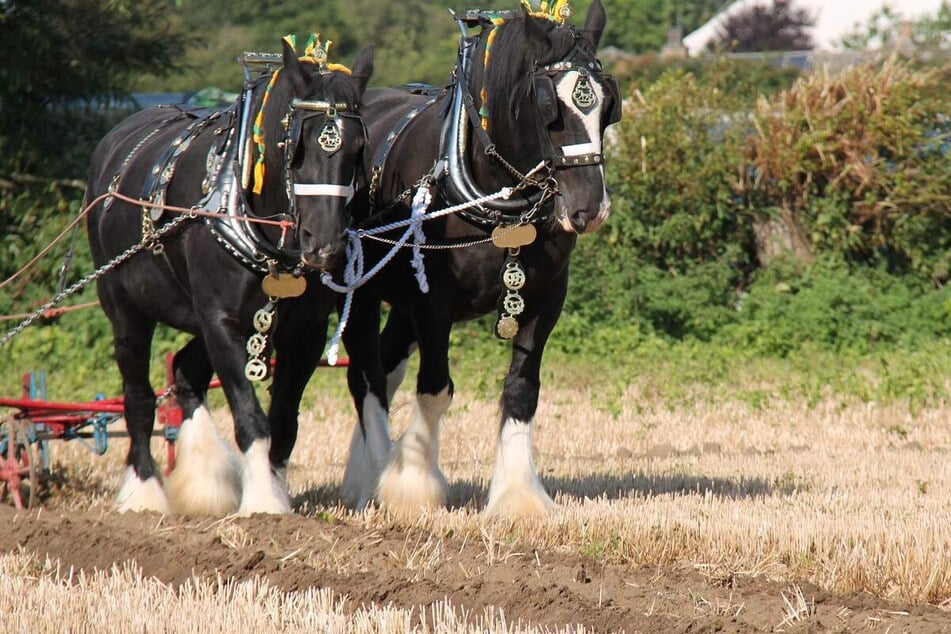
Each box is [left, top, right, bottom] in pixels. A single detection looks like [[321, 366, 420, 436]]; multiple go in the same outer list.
[[0, 0, 190, 173], [714, 0, 815, 53]]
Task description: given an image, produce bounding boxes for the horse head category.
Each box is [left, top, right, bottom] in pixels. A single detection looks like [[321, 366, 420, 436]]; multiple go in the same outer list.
[[474, 0, 621, 234], [260, 41, 373, 272]]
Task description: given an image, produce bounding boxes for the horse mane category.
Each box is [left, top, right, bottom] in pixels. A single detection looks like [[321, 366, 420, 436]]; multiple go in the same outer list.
[[475, 14, 585, 126]]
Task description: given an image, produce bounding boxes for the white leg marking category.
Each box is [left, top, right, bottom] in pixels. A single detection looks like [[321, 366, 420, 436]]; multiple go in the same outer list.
[[116, 465, 170, 514], [237, 438, 291, 515], [340, 392, 392, 509], [385, 343, 416, 403], [484, 418, 553, 518], [386, 357, 410, 404], [165, 405, 241, 517], [377, 387, 450, 514]]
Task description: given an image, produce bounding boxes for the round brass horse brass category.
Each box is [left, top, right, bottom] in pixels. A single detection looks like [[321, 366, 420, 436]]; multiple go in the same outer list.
[[262, 274, 306, 298], [496, 315, 519, 339]]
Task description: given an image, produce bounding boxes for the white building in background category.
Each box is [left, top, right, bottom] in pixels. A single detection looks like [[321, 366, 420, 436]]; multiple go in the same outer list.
[[683, 0, 948, 55]]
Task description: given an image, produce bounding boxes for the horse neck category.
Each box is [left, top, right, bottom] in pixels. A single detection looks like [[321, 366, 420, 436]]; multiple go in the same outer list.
[[468, 34, 544, 190]]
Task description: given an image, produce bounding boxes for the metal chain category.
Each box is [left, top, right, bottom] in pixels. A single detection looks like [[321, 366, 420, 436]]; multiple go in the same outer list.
[[0, 212, 195, 349], [486, 146, 552, 193]]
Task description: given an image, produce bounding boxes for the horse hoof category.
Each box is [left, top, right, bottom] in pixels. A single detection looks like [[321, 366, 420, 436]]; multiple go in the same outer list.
[[166, 407, 242, 517], [116, 467, 170, 514], [376, 461, 448, 516], [483, 485, 554, 519]]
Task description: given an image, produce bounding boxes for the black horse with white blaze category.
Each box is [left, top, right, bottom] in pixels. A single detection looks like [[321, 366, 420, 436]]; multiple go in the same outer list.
[[338, 1, 621, 516], [85, 39, 372, 515]]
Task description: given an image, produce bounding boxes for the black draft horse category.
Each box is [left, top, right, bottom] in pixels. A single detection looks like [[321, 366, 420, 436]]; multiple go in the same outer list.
[[85, 40, 372, 515], [338, 1, 621, 517]]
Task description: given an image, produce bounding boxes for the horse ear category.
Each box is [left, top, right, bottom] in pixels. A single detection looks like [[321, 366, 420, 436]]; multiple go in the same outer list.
[[582, 0, 607, 49], [350, 46, 374, 95], [282, 38, 314, 97]]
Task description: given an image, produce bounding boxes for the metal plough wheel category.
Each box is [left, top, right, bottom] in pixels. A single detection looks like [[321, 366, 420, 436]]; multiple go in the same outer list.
[[0, 418, 38, 509]]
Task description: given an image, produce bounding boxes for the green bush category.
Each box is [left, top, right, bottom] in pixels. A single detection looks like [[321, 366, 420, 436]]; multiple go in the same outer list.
[[605, 70, 756, 273], [718, 257, 951, 356], [745, 59, 951, 281]]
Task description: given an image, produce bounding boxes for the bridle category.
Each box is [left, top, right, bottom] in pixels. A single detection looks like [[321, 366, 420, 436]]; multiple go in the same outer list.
[[200, 66, 368, 276], [440, 13, 620, 228], [531, 47, 622, 169], [282, 97, 364, 224]]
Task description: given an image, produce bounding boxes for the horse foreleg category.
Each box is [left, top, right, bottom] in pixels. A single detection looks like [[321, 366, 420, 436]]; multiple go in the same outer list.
[[376, 302, 451, 515], [484, 275, 567, 519], [165, 336, 241, 517], [111, 317, 170, 513], [381, 309, 419, 404], [268, 307, 330, 490], [202, 317, 290, 515], [340, 293, 392, 510]]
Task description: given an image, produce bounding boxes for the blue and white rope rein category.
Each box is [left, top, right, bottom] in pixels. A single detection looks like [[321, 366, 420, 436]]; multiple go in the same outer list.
[[320, 183, 517, 365]]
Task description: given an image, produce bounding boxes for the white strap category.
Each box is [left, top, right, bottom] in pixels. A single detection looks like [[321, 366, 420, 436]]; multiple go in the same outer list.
[[561, 141, 600, 156], [293, 183, 355, 199]]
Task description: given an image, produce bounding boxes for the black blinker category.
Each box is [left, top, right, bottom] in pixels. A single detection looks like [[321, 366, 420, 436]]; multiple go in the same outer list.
[[603, 75, 622, 125], [533, 75, 559, 126]]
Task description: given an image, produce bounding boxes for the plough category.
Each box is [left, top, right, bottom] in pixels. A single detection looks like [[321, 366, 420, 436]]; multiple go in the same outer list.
[[0, 354, 346, 509]]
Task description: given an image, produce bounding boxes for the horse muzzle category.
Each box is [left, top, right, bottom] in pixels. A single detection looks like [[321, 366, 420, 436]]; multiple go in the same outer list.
[[300, 244, 344, 273], [556, 199, 611, 234]]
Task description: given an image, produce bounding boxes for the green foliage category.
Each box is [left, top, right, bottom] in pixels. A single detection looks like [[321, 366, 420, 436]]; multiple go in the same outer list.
[[0, 0, 189, 172], [746, 59, 951, 281], [604, 70, 755, 272], [618, 56, 801, 105], [137, 0, 507, 91], [598, 0, 723, 54], [718, 257, 951, 356]]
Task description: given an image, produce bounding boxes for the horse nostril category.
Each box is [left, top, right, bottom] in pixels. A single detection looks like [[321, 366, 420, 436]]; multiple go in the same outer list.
[[570, 210, 589, 233]]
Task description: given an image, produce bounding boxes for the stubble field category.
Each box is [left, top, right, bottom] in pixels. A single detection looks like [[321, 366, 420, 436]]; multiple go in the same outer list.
[[2, 366, 950, 632]]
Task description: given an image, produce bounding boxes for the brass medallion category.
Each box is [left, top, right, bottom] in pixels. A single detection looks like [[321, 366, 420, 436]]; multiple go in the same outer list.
[[244, 358, 269, 381], [262, 273, 306, 298], [253, 307, 273, 333], [491, 224, 537, 249], [496, 315, 519, 339], [572, 74, 597, 110], [317, 122, 342, 155], [502, 260, 526, 290], [246, 333, 267, 356], [502, 291, 525, 316]]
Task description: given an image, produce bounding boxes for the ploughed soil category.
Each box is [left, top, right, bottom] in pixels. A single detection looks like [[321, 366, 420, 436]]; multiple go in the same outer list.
[[2, 504, 948, 633]]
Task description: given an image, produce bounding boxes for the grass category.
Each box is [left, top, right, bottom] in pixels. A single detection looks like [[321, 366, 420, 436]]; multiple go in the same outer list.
[[26, 365, 951, 599], [3, 346, 951, 630], [2, 553, 557, 634]]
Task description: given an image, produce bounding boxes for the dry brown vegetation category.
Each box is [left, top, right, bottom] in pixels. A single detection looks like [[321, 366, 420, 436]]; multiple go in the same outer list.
[[3, 374, 951, 632]]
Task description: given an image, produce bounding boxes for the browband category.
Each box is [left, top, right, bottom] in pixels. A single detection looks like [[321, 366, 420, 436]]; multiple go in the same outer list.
[[291, 99, 357, 112]]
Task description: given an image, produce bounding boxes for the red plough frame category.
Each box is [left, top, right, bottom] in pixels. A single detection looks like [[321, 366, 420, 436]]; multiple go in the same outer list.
[[0, 354, 346, 509]]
